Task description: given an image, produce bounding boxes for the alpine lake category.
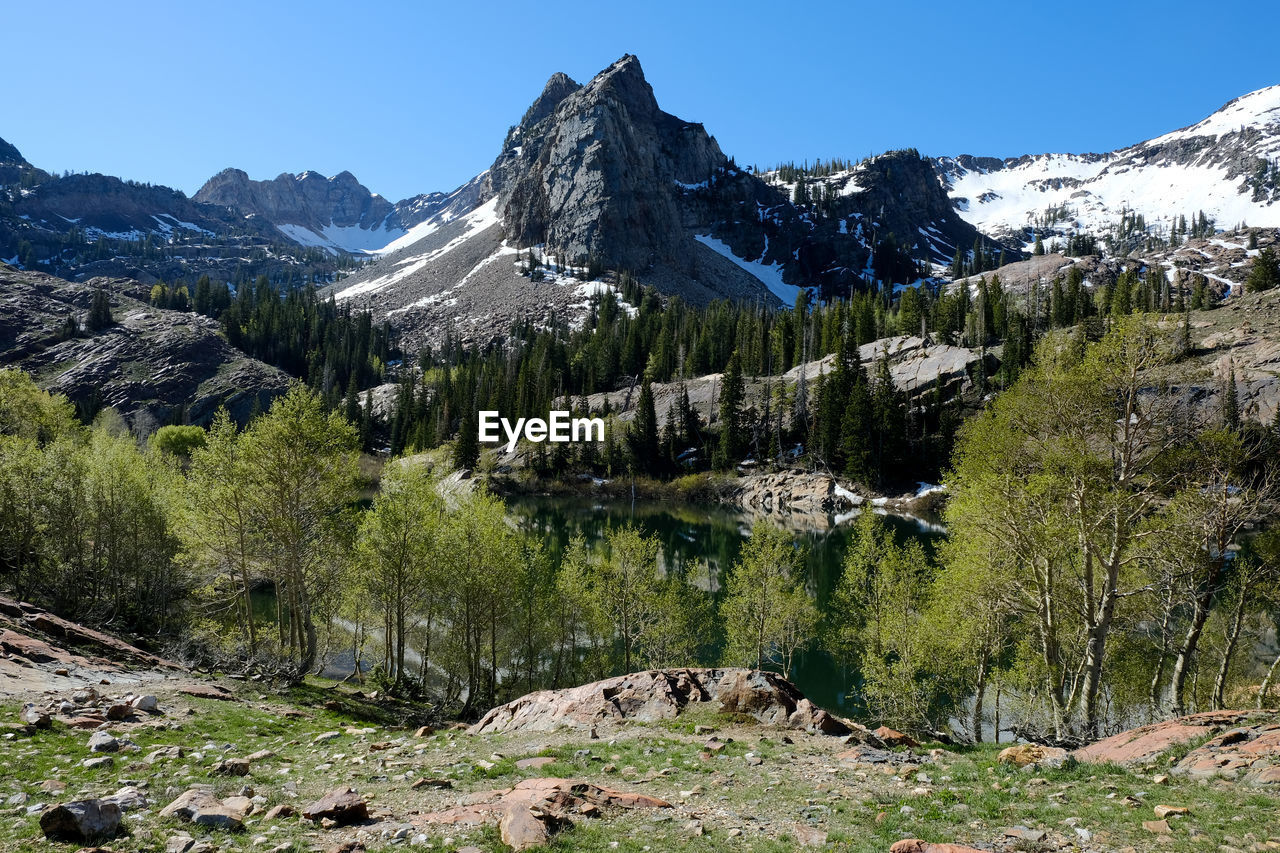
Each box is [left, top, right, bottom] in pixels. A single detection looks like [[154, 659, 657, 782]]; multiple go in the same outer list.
[[506, 493, 945, 714]]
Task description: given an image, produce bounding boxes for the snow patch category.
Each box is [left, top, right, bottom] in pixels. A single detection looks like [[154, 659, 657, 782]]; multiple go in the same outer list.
[[694, 234, 801, 303]]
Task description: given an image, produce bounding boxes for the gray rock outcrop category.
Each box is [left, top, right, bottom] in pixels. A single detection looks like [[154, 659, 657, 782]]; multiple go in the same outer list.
[[469, 667, 850, 736]]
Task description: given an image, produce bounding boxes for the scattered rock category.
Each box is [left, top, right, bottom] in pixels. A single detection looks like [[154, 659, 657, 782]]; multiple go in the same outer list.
[[997, 743, 1068, 769], [39, 799, 122, 843], [516, 756, 558, 770], [793, 823, 828, 846], [130, 695, 159, 713], [20, 702, 51, 728], [301, 787, 368, 826], [159, 789, 247, 832], [499, 802, 557, 851], [874, 726, 918, 748], [178, 684, 237, 702], [87, 731, 119, 753], [102, 786, 148, 812], [212, 758, 250, 776]]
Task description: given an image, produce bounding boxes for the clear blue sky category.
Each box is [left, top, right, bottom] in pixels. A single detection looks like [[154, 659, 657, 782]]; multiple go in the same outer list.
[[3, 0, 1277, 203]]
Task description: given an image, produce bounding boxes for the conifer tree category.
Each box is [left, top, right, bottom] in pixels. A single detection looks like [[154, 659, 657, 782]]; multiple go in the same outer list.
[[714, 351, 745, 470], [86, 287, 113, 331], [628, 378, 661, 474]]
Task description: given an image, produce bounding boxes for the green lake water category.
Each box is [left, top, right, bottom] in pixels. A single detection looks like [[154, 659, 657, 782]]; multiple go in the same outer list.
[[507, 494, 944, 713]]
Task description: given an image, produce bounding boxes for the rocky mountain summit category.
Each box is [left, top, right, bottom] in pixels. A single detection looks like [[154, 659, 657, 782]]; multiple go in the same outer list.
[[937, 85, 1280, 249], [329, 55, 996, 349], [0, 264, 289, 428], [193, 167, 478, 255]]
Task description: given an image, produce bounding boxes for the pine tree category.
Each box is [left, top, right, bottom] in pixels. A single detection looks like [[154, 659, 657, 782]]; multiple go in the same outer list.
[[1033, 233, 1045, 256], [628, 379, 661, 474], [453, 409, 479, 470], [86, 287, 113, 331], [714, 350, 745, 470], [1246, 248, 1280, 292]]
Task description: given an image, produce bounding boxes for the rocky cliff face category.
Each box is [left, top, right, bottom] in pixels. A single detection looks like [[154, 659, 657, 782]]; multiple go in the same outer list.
[[0, 266, 290, 429], [491, 55, 727, 272], [195, 168, 396, 233]]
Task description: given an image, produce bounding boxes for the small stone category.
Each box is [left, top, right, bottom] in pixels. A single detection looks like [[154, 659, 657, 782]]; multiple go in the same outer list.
[[411, 778, 452, 789], [131, 695, 159, 713], [20, 703, 52, 729], [88, 731, 119, 753], [515, 756, 557, 770], [212, 758, 251, 776], [794, 824, 828, 847], [301, 787, 368, 825], [165, 835, 195, 853]]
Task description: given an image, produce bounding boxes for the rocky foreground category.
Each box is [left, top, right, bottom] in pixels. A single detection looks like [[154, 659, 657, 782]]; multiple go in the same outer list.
[[1, 607, 1278, 853]]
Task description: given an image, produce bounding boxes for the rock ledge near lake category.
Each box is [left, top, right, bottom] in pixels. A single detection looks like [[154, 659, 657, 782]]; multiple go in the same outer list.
[[469, 668, 851, 737]]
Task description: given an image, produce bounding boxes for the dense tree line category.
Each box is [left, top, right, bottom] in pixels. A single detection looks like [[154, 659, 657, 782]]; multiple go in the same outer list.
[[2, 324, 1278, 732], [141, 274, 397, 419]]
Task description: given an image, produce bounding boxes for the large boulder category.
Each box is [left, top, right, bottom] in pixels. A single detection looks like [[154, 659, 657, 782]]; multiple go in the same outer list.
[[39, 799, 122, 842], [301, 787, 368, 825], [1073, 710, 1253, 765], [469, 668, 849, 736], [1073, 710, 1280, 786]]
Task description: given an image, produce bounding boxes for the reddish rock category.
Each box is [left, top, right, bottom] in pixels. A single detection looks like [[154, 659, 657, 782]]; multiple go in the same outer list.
[[874, 726, 919, 748], [178, 684, 237, 702], [1075, 710, 1280, 787], [301, 787, 368, 825], [499, 803, 555, 851], [67, 716, 107, 729], [0, 628, 67, 663], [1072, 710, 1247, 765], [516, 756, 558, 770], [890, 842, 985, 853]]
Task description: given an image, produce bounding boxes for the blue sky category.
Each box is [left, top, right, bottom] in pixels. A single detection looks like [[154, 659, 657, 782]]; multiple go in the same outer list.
[[3, 0, 1277, 202]]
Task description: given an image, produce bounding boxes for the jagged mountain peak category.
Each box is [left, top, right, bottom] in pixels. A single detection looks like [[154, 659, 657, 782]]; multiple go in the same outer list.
[[519, 71, 581, 130]]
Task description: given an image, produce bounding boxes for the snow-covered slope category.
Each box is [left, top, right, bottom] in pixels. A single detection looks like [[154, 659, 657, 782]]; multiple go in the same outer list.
[[938, 85, 1280, 249]]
